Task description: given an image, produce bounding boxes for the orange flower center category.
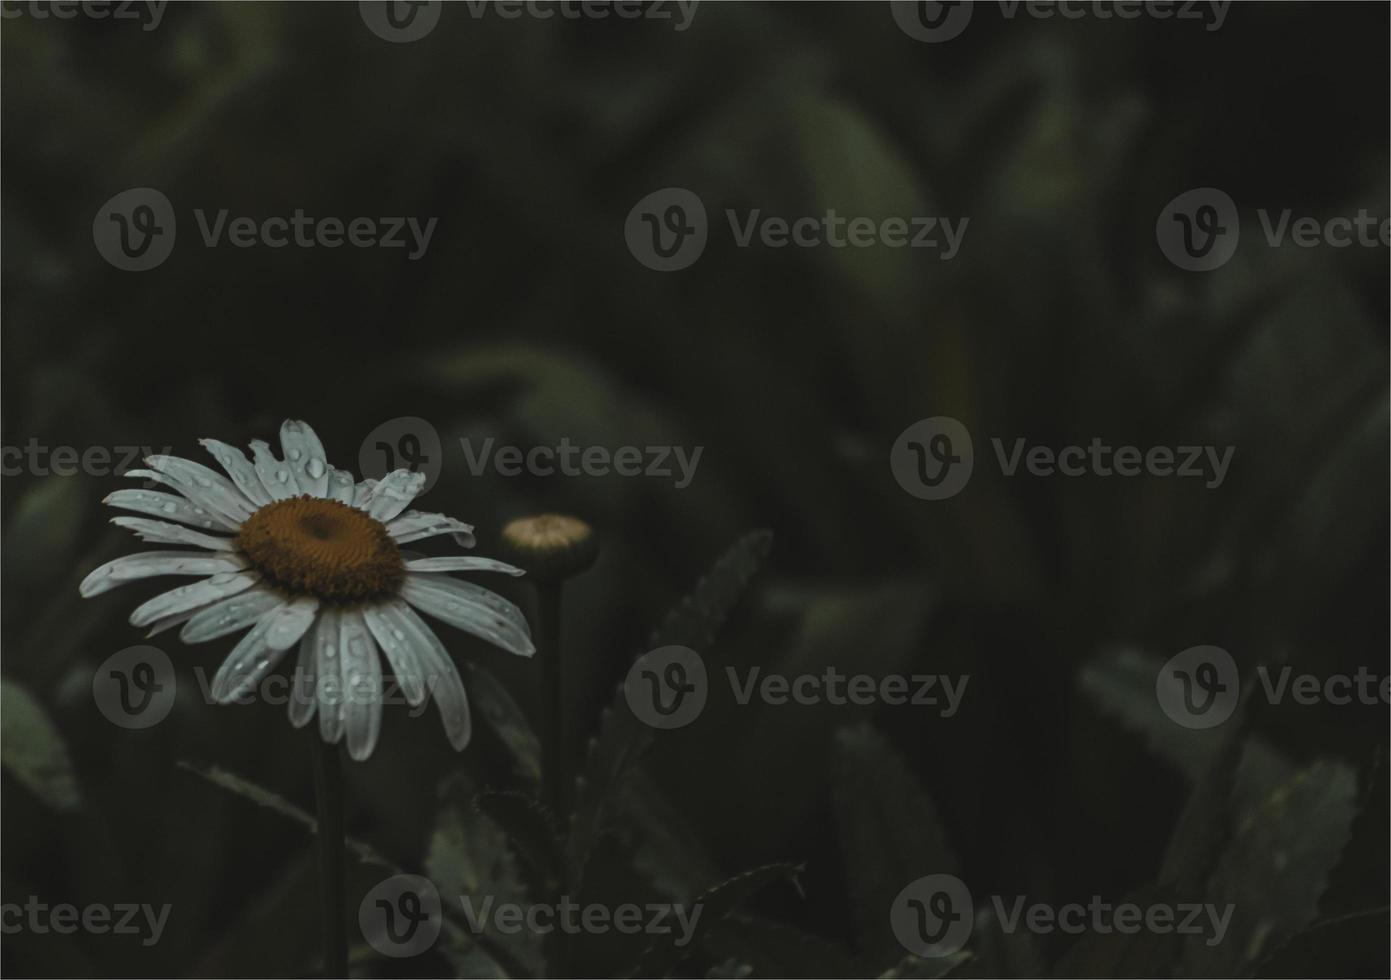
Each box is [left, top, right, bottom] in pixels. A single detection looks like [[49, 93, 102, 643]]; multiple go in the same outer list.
[[235, 496, 404, 604]]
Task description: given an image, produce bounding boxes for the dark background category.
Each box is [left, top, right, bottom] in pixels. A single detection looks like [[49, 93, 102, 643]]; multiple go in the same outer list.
[[2, 2, 1387, 977]]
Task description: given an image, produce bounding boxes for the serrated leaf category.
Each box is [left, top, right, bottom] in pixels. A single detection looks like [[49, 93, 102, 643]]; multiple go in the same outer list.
[[831, 722, 957, 969], [1079, 648, 1225, 780], [568, 531, 774, 888], [1049, 884, 1188, 979], [1248, 906, 1391, 978], [475, 789, 563, 890], [1, 679, 81, 812], [463, 662, 541, 787], [632, 862, 803, 978], [429, 772, 543, 977], [1080, 648, 1293, 813], [619, 769, 725, 901], [1180, 759, 1360, 976], [647, 529, 773, 652]]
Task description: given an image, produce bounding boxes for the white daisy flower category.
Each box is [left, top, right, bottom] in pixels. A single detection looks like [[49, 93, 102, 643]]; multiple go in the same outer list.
[[80, 419, 533, 760]]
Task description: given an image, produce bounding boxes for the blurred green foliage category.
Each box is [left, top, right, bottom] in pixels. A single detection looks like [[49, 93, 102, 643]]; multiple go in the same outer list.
[[2, 2, 1387, 977]]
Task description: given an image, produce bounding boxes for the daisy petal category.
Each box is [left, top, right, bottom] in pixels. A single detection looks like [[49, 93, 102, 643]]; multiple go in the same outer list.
[[102, 489, 238, 532], [200, 439, 272, 507], [386, 510, 477, 548], [362, 601, 431, 706], [145, 455, 254, 525], [325, 468, 356, 504], [122, 469, 247, 529], [179, 587, 284, 643], [338, 609, 383, 761], [210, 597, 316, 703], [364, 469, 427, 523], [314, 608, 345, 744], [144, 609, 200, 638], [279, 420, 330, 497], [382, 600, 472, 750], [79, 551, 247, 598], [400, 573, 534, 657], [111, 516, 234, 551], [250, 439, 299, 500], [129, 571, 259, 628], [352, 479, 376, 510], [288, 629, 317, 729], [404, 556, 524, 576], [266, 596, 319, 651]]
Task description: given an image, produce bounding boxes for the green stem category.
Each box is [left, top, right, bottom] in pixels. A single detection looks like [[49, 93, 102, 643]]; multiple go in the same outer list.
[[537, 580, 566, 816], [535, 579, 571, 979], [309, 734, 348, 979]]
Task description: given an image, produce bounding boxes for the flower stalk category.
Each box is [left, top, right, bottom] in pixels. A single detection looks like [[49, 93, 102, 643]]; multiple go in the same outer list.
[[309, 733, 348, 979]]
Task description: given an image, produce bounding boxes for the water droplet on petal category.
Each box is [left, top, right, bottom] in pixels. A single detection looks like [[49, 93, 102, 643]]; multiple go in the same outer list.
[[307, 458, 325, 479]]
